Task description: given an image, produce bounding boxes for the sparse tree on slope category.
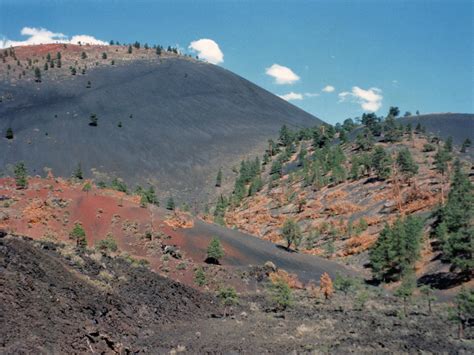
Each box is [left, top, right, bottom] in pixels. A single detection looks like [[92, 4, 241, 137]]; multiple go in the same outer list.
[[215, 168, 222, 187], [281, 218, 302, 250], [206, 237, 224, 264], [14, 162, 28, 189]]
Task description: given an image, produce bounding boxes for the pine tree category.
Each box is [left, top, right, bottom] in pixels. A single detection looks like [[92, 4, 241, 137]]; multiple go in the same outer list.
[[14, 162, 28, 189], [369, 216, 423, 281], [281, 218, 302, 250], [269, 278, 292, 310], [444, 136, 453, 153], [215, 168, 222, 187], [440, 160, 473, 274], [419, 285, 435, 314], [166, 197, 175, 210], [371, 146, 392, 180], [89, 113, 98, 126], [70, 223, 87, 249], [213, 194, 227, 224], [102, 52, 107, 59], [395, 271, 416, 316], [34, 67, 41, 82], [355, 128, 374, 151], [270, 159, 283, 179], [396, 148, 418, 181], [81, 51, 87, 59], [279, 124, 293, 146], [128, 45, 133, 54], [73, 163, 83, 180], [460, 138, 471, 153], [434, 147, 450, 176], [449, 287, 474, 339], [5, 127, 13, 139], [206, 237, 224, 264]]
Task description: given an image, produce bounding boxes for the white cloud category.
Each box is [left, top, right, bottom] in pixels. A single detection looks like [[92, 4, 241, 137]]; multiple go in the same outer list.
[[265, 64, 300, 85], [279, 92, 303, 101], [69, 35, 108, 45], [188, 38, 223, 64], [338, 86, 383, 112], [322, 85, 335, 93], [279, 92, 319, 101], [0, 27, 108, 48]]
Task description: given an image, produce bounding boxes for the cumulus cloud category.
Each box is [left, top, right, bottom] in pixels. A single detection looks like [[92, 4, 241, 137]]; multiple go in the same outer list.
[[279, 92, 304, 101], [279, 92, 320, 101], [322, 85, 335, 93], [265, 64, 300, 85], [0, 27, 108, 48], [188, 38, 223, 64], [338, 86, 383, 112]]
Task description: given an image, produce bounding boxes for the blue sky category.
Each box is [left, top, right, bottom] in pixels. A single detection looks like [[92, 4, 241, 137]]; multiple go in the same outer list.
[[0, 0, 472, 124]]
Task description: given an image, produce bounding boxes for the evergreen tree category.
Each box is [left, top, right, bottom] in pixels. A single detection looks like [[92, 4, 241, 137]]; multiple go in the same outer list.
[[81, 51, 87, 59], [128, 45, 133, 54], [206, 237, 224, 264], [5, 127, 13, 139], [444, 136, 453, 153], [355, 128, 374, 151], [419, 285, 435, 314], [102, 52, 107, 59], [44, 62, 48, 71], [269, 278, 292, 310], [217, 286, 239, 317], [70, 222, 87, 249], [434, 147, 450, 176], [89, 113, 98, 126], [281, 218, 302, 250], [34, 67, 41, 82], [270, 159, 283, 179], [460, 138, 471, 153], [388, 106, 400, 118], [215, 168, 222, 187], [449, 287, 474, 339], [166, 197, 175, 210], [339, 129, 348, 144], [439, 160, 473, 274], [361, 113, 382, 136], [279, 124, 293, 146], [371, 146, 392, 180], [73, 163, 83, 180], [248, 175, 263, 196], [384, 116, 402, 142], [395, 270, 416, 316], [369, 216, 423, 281], [213, 194, 227, 224], [14, 162, 28, 189], [396, 148, 419, 180]]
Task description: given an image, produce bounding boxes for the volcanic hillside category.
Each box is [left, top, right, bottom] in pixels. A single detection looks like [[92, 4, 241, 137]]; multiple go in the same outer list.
[[0, 44, 321, 206], [400, 113, 474, 155]]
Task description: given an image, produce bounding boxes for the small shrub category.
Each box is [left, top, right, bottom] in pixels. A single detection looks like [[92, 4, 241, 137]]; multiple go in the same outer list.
[[96, 234, 118, 253], [194, 267, 206, 286], [269, 278, 292, 311]]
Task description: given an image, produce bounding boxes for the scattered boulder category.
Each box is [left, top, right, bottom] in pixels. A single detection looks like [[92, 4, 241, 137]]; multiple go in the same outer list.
[[163, 245, 182, 259]]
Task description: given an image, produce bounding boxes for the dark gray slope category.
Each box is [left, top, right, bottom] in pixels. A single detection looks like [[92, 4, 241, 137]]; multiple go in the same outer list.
[[0, 58, 321, 204], [399, 113, 474, 145], [183, 220, 351, 282]]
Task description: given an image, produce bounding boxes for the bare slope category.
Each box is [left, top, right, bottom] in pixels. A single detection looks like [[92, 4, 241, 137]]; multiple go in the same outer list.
[[0, 56, 321, 205]]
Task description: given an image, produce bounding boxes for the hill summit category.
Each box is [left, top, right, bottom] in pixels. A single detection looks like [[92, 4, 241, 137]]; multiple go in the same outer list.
[[0, 44, 321, 206]]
